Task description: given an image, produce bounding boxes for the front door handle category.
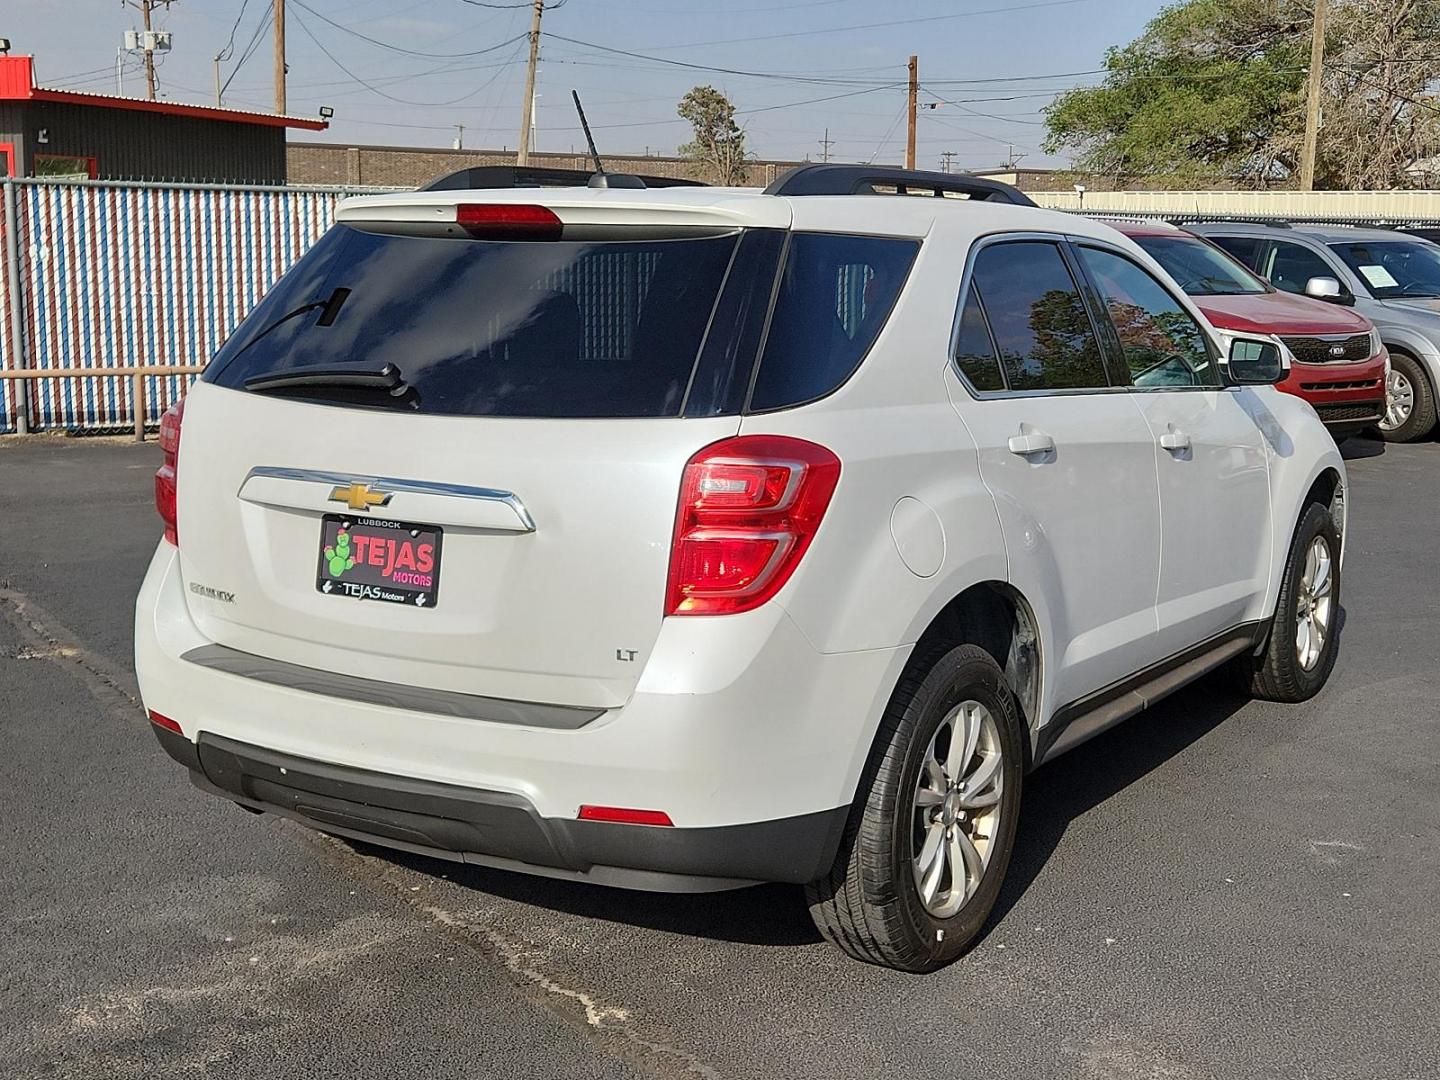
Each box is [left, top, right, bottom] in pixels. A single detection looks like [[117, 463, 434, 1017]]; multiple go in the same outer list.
[[1160, 430, 1192, 452], [1007, 431, 1055, 455]]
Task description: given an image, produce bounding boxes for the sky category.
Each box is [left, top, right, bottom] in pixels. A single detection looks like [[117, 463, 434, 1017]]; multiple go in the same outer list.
[[7, 0, 1164, 170]]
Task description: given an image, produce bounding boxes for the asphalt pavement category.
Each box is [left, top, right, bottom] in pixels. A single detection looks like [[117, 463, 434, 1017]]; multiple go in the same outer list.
[[1, 433, 1437, 1080]]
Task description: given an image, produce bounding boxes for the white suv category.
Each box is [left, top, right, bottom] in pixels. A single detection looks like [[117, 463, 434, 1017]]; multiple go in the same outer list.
[[136, 165, 1346, 972]]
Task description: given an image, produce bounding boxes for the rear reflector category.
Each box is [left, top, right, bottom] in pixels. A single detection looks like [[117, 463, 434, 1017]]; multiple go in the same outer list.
[[148, 710, 183, 735], [577, 805, 675, 827], [155, 396, 185, 546], [456, 203, 563, 240], [666, 435, 841, 616]]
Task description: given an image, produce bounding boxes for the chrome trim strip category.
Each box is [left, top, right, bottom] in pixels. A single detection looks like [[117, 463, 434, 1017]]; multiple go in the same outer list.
[[242, 466, 536, 532], [181, 644, 604, 729]]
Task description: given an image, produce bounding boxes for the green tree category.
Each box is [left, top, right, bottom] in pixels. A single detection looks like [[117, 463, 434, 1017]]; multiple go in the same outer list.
[[678, 85, 751, 185], [1043, 0, 1310, 186]]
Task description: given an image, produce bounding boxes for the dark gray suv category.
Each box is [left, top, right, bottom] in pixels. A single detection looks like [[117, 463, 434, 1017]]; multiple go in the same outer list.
[[1189, 222, 1440, 442]]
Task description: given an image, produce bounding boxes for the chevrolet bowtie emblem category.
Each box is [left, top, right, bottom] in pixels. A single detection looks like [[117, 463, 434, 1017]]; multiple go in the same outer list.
[[329, 482, 392, 511]]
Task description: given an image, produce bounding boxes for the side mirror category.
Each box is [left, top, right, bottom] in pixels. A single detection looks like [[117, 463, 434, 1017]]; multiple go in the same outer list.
[[1304, 276, 1353, 305], [1221, 337, 1287, 385]]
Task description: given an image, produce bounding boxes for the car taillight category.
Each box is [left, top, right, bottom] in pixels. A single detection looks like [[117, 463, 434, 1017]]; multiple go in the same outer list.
[[155, 396, 185, 546], [455, 203, 562, 240], [666, 435, 841, 617]]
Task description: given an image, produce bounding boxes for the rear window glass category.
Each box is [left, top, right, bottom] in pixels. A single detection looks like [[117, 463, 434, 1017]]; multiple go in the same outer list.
[[748, 233, 919, 411], [206, 225, 740, 418]]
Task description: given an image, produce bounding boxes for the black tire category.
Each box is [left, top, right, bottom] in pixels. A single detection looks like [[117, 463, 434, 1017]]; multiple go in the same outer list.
[[1378, 350, 1437, 443], [1237, 501, 1341, 703], [805, 644, 1024, 972]]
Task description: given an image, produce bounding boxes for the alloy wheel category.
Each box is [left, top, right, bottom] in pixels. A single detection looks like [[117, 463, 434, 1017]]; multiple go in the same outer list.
[[911, 700, 1004, 918], [1382, 369, 1414, 431], [1295, 535, 1334, 671]]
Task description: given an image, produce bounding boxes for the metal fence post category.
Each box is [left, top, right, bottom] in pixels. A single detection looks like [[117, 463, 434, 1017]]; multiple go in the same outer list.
[[2, 178, 30, 435]]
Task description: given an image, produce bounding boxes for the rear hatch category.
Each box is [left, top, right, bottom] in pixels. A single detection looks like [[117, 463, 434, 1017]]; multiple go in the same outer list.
[[176, 191, 790, 709]]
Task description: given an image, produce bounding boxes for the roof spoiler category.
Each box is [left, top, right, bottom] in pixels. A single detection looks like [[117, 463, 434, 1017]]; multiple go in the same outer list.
[[419, 165, 707, 192]]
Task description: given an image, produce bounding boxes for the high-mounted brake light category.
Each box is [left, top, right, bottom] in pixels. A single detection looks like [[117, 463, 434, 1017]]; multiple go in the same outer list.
[[155, 396, 185, 546], [666, 435, 841, 617], [578, 805, 674, 827], [456, 203, 563, 240]]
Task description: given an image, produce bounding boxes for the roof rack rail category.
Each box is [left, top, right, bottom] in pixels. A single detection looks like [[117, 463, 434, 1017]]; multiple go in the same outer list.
[[419, 165, 707, 192], [763, 164, 1036, 206], [1178, 217, 1292, 228]]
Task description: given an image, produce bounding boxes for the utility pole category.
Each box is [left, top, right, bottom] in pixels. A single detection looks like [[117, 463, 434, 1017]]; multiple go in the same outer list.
[[905, 55, 918, 170], [453, 123, 465, 150], [142, 0, 157, 100], [122, 0, 172, 100], [819, 128, 834, 163], [1299, 0, 1327, 191], [940, 150, 956, 174], [517, 0, 545, 165], [274, 0, 287, 114], [213, 53, 222, 105]]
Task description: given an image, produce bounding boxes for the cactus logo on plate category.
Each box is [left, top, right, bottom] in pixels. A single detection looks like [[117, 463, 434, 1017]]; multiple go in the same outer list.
[[315, 514, 443, 608]]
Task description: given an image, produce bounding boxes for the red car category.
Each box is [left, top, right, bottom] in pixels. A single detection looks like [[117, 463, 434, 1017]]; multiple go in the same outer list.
[[1108, 220, 1387, 438]]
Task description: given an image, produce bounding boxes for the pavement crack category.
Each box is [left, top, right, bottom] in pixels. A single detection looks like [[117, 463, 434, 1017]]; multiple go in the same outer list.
[[301, 829, 721, 1080], [0, 586, 143, 715]]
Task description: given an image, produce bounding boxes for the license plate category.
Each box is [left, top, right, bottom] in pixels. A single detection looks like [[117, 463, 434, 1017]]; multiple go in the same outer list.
[[315, 514, 442, 608]]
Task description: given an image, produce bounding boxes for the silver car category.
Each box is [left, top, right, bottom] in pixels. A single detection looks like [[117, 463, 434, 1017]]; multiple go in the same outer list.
[[1189, 222, 1440, 442]]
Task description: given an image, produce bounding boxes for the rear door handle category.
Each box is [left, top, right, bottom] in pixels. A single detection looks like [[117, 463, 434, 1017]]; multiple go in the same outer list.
[[1160, 430, 1192, 452], [1007, 431, 1055, 455]]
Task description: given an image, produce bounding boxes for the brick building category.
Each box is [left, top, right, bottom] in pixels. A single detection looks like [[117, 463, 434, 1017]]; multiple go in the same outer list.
[[0, 55, 327, 184], [287, 141, 808, 190]]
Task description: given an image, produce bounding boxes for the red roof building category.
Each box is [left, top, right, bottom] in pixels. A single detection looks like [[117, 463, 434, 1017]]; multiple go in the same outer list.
[[0, 55, 327, 184]]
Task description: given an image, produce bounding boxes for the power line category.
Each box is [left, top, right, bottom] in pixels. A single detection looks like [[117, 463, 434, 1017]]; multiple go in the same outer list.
[[289, 0, 530, 59], [221, 1, 274, 97], [629, 0, 1093, 52]]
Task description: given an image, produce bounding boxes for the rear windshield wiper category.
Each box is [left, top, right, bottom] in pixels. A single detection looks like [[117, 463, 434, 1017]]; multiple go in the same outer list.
[[228, 287, 352, 364], [244, 362, 418, 408]]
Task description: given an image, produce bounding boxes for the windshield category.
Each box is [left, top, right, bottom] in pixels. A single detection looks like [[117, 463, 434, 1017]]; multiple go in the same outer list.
[[1329, 239, 1440, 299], [1131, 234, 1268, 296]]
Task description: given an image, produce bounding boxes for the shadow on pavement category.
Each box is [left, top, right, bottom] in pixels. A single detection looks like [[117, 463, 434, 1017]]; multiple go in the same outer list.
[[1339, 434, 1386, 460], [355, 666, 1278, 950]]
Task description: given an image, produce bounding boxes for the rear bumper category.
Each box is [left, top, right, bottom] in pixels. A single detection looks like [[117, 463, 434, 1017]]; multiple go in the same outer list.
[[151, 726, 847, 890], [137, 543, 907, 889]]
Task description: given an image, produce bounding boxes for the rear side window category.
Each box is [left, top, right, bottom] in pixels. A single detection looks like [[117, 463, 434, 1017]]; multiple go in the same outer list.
[[970, 241, 1109, 391], [1205, 235, 1264, 271], [748, 233, 919, 411], [207, 225, 742, 418], [1264, 240, 1337, 296]]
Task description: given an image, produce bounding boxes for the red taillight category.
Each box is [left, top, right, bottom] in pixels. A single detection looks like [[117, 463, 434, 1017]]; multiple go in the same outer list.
[[148, 710, 183, 735], [155, 396, 185, 546], [456, 203, 562, 240], [577, 805, 675, 827], [666, 435, 841, 617]]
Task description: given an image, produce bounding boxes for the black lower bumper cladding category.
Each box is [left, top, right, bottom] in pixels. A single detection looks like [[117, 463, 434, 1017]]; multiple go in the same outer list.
[[151, 727, 846, 890]]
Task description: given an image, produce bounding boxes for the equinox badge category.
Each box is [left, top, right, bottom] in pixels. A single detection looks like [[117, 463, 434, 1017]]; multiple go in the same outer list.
[[329, 482, 393, 512]]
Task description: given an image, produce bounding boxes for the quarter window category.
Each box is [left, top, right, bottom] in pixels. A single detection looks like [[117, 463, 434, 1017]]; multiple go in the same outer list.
[[953, 286, 1005, 391], [969, 241, 1109, 391], [1077, 247, 1219, 388]]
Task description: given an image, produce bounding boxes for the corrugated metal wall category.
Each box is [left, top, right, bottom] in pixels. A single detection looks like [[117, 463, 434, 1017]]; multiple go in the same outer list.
[[0, 178, 342, 434], [1031, 189, 1440, 220]]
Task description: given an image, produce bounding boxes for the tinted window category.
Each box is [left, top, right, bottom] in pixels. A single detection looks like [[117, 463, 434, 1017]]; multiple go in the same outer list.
[[970, 241, 1109, 391], [1078, 247, 1218, 388], [1329, 239, 1440, 299], [748, 233, 919, 411], [1206, 235, 1264, 271], [1131, 235, 1267, 296], [207, 225, 741, 418], [1263, 240, 1338, 296], [953, 287, 1005, 391]]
